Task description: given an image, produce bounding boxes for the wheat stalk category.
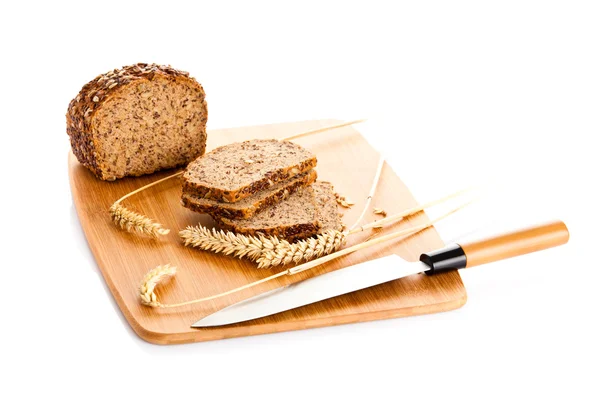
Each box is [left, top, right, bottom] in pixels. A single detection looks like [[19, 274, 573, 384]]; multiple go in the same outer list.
[[139, 264, 177, 307]]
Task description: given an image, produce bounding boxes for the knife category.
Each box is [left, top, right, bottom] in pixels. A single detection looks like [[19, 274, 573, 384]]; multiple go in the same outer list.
[[192, 220, 569, 327]]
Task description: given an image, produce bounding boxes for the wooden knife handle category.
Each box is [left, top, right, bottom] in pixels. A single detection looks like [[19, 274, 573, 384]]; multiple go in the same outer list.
[[420, 221, 569, 275], [461, 220, 570, 268]]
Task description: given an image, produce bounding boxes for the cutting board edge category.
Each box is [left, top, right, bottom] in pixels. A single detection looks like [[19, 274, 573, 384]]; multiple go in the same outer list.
[[133, 292, 468, 345], [68, 157, 148, 339]]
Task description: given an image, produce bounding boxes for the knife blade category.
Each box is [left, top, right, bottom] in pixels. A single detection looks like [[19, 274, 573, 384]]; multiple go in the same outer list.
[[192, 220, 569, 328], [192, 254, 428, 327]]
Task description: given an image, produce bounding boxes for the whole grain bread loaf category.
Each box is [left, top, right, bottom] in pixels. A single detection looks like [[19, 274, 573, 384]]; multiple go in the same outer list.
[[218, 186, 321, 241], [182, 169, 317, 219], [313, 181, 344, 232], [67, 63, 208, 181], [183, 139, 317, 203]]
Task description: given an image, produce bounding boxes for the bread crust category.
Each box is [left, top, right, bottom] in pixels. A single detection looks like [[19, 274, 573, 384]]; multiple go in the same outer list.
[[218, 219, 322, 242], [66, 63, 207, 180], [181, 170, 318, 219]]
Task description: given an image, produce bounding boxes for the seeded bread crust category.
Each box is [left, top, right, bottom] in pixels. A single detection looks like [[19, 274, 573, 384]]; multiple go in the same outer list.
[[182, 139, 317, 203], [182, 169, 318, 220], [66, 63, 207, 180], [218, 186, 322, 240]]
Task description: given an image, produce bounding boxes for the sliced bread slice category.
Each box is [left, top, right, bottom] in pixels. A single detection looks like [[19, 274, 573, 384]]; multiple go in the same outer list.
[[313, 181, 344, 232], [218, 185, 321, 241], [182, 139, 317, 203], [182, 169, 317, 220]]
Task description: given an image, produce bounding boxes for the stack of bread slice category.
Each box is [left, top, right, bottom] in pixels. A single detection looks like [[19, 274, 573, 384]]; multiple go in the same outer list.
[[182, 139, 343, 241]]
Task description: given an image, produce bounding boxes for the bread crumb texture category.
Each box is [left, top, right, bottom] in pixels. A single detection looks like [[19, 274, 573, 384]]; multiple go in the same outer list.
[[183, 139, 317, 203], [313, 181, 344, 232], [219, 185, 322, 241]]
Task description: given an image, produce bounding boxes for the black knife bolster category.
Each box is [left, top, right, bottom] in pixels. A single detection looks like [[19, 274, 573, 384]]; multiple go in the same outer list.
[[421, 244, 467, 275]]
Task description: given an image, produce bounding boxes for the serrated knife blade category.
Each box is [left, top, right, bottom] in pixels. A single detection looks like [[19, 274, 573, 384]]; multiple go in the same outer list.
[[192, 254, 429, 328]]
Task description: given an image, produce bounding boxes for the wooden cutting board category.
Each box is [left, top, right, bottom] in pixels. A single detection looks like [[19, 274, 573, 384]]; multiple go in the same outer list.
[[69, 119, 467, 345]]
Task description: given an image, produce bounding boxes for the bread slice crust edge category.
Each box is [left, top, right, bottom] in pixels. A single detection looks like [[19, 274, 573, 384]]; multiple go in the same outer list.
[[182, 169, 318, 219]]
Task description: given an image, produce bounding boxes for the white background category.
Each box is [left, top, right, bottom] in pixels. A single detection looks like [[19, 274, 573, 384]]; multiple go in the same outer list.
[[1, 1, 598, 399]]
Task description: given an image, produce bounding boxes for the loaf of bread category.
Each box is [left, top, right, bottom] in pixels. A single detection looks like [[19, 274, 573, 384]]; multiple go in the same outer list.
[[218, 186, 322, 241], [182, 139, 317, 203], [181, 169, 317, 219], [313, 181, 344, 232], [67, 63, 208, 180]]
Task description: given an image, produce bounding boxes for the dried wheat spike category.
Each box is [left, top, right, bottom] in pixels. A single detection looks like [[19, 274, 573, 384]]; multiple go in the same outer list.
[[256, 229, 348, 269], [179, 225, 283, 261], [139, 264, 177, 307], [109, 203, 170, 237]]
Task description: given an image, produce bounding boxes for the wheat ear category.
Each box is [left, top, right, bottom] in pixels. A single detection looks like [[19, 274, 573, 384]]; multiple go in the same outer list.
[[255, 230, 348, 268], [179, 225, 348, 268], [139, 264, 177, 307], [179, 225, 284, 261], [109, 203, 170, 237]]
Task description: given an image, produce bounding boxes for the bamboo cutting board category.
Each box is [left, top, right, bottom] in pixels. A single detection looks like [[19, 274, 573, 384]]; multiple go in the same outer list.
[[69, 119, 467, 345]]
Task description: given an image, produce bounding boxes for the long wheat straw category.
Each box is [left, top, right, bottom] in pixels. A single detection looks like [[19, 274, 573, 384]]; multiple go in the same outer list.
[[348, 155, 385, 231], [109, 119, 365, 237], [141, 200, 470, 308], [351, 186, 474, 232], [281, 119, 366, 141]]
